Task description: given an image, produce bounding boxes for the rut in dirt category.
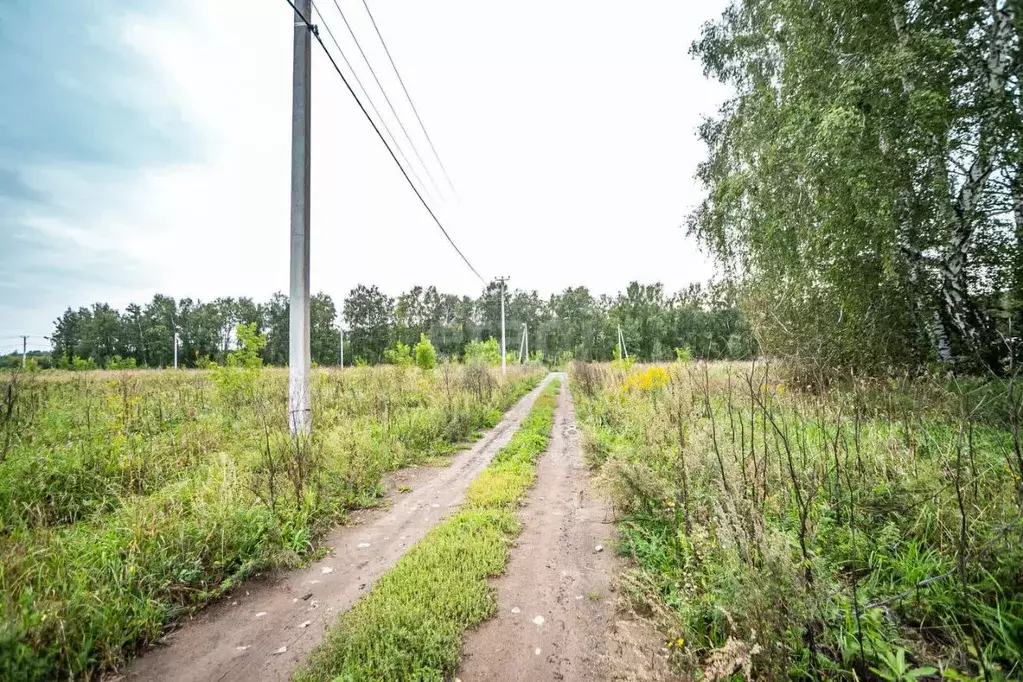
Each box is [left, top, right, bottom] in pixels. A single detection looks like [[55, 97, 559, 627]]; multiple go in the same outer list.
[[456, 379, 667, 682], [125, 375, 555, 682]]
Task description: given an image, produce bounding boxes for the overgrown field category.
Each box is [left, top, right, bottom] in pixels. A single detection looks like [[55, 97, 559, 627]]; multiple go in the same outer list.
[[0, 363, 542, 680], [296, 378, 561, 682], [572, 361, 1023, 680]]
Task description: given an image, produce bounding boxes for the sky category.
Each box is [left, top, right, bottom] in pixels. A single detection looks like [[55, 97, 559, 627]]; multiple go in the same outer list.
[[0, 0, 730, 352]]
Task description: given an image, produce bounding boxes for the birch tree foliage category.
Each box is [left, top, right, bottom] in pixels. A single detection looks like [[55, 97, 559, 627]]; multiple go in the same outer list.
[[690, 0, 1020, 371]]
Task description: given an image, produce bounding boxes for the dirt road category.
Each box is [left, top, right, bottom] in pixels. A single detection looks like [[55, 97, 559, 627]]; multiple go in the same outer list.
[[456, 378, 665, 682], [126, 375, 555, 682]]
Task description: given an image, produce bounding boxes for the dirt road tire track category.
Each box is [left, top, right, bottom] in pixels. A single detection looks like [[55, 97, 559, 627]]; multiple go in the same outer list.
[[457, 377, 616, 681], [125, 374, 555, 682], [456, 376, 668, 682]]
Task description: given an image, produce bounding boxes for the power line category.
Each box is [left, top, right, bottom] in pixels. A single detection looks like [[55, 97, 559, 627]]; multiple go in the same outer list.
[[360, 0, 458, 196], [310, 0, 433, 203], [284, 0, 485, 283], [327, 0, 444, 200]]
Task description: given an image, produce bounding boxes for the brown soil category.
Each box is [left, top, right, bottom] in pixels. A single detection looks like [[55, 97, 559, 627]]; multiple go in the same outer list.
[[456, 378, 669, 682], [123, 375, 554, 682]]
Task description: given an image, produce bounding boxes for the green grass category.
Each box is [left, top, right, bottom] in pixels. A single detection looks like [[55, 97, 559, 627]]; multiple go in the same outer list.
[[571, 361, 1023, 681], [0, 365, 543, 681], [295, 378, 561, 682]]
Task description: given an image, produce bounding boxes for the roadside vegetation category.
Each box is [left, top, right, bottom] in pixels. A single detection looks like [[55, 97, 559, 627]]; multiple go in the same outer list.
[[0, 332, 542, 681], [572, 360, 1022, 680], [296, 379, 561, 682], [650, 2, 1023, 674]]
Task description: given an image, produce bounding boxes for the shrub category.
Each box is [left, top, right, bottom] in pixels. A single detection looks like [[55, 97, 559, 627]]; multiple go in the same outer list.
[[383, 340, 413, 366], [228, 323, 265, 369], [70, 356, 97, 371], [106, 355, 137, 370], [413, 334, 437, 370], [212, 323, 267, 415], [463, 338, 501, 366]]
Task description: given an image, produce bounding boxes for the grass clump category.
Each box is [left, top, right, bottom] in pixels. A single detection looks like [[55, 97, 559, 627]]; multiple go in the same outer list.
[[295, 378, 561, 682]]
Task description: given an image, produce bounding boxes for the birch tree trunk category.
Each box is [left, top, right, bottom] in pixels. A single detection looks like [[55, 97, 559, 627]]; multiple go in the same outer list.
[[932, 2, 1014, 367]]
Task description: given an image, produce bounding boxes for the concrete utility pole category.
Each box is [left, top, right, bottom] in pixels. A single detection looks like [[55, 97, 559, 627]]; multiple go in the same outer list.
[[519, 323, 527, 363], [20, 335, 27, 368], [618, 324, 629, 360], [289, 0, 313, 434], [496, 277, 509, 375], [173, 332, 179, 369], [339, 328, 344, 368]]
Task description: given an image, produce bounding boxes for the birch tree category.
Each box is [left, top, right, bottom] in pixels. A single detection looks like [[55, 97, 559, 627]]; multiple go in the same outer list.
[[691, 0, 1020, 371]]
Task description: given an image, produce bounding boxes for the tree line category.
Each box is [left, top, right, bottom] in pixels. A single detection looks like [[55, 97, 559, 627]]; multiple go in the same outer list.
[[691, 0, 1021, 373], [35, 281, 754, 369]]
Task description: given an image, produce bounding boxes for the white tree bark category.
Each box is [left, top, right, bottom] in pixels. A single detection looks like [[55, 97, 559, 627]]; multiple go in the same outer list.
[[930, 1, 1015, 362]]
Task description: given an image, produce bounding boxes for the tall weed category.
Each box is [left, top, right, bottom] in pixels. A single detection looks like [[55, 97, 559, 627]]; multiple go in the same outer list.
[[0, 364, 542, 680], [572, 361, 1023, 680]]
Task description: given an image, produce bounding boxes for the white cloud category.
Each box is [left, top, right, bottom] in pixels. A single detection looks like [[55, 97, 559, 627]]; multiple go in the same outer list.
[[7, 0, 731, 338]]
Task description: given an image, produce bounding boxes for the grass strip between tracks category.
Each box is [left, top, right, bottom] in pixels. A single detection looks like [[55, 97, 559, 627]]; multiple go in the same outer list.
[[295, 378, 562, 682]]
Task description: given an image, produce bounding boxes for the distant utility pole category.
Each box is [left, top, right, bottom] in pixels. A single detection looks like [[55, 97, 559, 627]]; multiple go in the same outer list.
[[519, 323, 528, 363], [20, 335, 27, 368], [338, 328, 344, 368], [496, 276, 510, 375], [618, 324, 629, 360], [289, 0, 313, 435], [173, 332, 179, 369]]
